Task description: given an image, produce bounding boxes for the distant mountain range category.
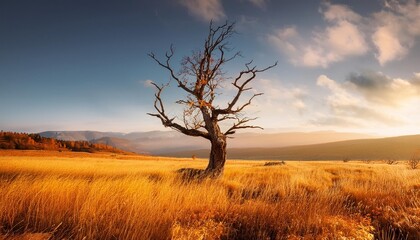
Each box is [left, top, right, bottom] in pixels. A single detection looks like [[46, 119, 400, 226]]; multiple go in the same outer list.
[[39, 130, 374, 155], [166, 134, 420, 160], [38, 130, 420, 160]]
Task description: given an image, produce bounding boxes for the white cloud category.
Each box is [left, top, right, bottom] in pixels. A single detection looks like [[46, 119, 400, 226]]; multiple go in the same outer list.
[[267, 26, 299, 56], [325, 20, 368, 57], [384, 0, 420, 36], [322, 3, 361, 22], [315, 75, 401, 126], [317, 75, 360, 110], [179, 0, 225, 22], [142, 79, 155, 88], [371, 0, 420, 65], [270, 1, 420, 67], [236, 78, 311, 130], [309, 72, 420, 135], [372, 26, 407, 65], [254, 78, 307, 112], [268, 3, 367, 68], [347, 71, 420, 105], [292, 99, 306, 111], [210, 78, 308, 131]]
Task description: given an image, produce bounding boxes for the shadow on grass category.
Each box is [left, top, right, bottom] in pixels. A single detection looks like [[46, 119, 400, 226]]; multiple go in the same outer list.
[[176, 168, 210, 182]]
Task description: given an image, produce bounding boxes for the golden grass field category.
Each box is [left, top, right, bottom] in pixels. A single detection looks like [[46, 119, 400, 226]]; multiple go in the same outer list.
[[0, 150, 419, 240]]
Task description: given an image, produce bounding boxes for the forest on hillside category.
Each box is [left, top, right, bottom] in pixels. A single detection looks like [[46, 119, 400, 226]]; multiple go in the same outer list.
[[0, 131, 127, 154]]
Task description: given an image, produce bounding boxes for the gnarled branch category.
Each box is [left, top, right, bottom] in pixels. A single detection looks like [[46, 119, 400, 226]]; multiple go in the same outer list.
[[225, 116, 263, 135], [213, 61, 277, 117], [148, 46, 194, 95], [148, 21, 276, 140], [147, 82, 210, 139]]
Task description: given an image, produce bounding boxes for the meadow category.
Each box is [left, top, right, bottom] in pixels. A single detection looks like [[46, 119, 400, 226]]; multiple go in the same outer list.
[[0, 150, 419, 239]]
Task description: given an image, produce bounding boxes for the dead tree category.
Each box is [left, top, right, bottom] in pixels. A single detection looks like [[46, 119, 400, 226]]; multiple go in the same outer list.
[[148, 22, 276, 178]]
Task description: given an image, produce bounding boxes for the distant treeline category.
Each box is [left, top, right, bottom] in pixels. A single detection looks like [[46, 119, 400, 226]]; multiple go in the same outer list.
[[0, 131, 127, 153]]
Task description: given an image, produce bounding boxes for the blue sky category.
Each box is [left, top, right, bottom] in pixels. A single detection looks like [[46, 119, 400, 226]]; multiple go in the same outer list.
[[1, 0, 420, 136]]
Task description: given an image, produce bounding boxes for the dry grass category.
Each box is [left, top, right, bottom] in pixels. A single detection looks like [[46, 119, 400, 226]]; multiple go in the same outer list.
[[0, 150, 419, 239]]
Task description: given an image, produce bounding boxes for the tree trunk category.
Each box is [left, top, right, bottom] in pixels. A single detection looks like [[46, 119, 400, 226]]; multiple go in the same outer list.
[[205, 135, 227, 178]]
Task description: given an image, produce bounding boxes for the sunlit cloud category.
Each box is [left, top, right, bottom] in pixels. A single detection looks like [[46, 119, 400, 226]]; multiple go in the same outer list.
[[372, 0, 420, 65], [179, 0, 225, 22], [372, 26, 407, 65], [268, 3, 367, 68], [267, 26, 299, 60], [347, 71, 420, 106], [231, 78, 310, 130], [255, 79, 306, 111], [316, 75, 401, 126], [314, 72, 420, 131], [321, 3, 361, 22], [269, 1, 420, 67]]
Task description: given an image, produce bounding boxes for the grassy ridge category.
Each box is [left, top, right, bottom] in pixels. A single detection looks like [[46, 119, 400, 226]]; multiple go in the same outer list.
[[168, 134, 420, 160], [0, 151, 419, 239]]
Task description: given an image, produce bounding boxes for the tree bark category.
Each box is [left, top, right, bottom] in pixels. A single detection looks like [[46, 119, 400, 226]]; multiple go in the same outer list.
[[205, 134, 227, 178], [148, 22, 276, 179]]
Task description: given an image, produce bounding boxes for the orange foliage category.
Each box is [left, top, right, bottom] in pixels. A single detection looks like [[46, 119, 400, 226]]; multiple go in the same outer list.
[[0, 131, 126, 154]]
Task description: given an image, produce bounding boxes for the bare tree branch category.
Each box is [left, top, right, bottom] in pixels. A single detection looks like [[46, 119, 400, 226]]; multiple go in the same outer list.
[[213, 61, 277, 117], [148, 47, 194, 95], [228, 61, 277, 110], [147, 21, 276, 176], [224, 116, 263, 135], [147, 82, 210, 139]]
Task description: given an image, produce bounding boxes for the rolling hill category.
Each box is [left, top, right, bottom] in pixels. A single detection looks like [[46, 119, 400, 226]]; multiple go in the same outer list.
[[39, 130, 374, 155], [166, 134, 420, 160]]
